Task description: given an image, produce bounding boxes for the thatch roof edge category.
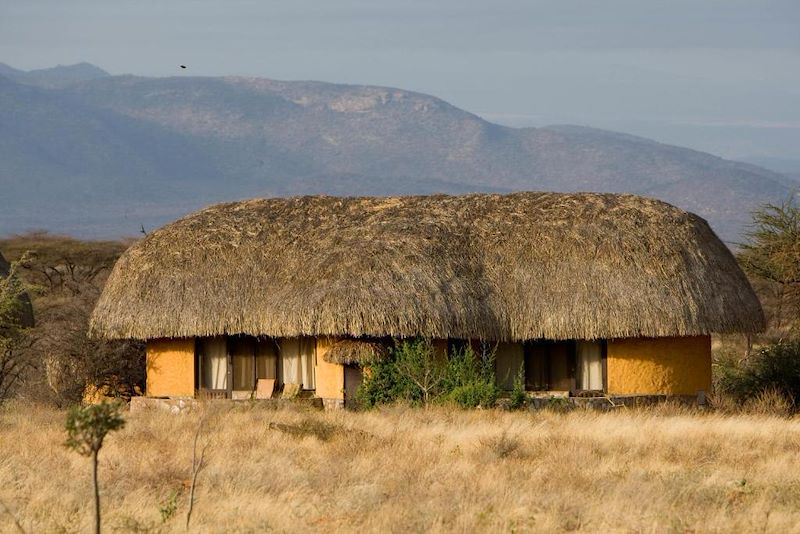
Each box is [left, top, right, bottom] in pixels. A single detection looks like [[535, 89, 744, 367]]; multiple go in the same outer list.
[[89, 192, 765, 341]]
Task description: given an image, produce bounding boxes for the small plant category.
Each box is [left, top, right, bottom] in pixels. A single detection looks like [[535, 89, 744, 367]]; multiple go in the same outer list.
[[64, 400, 125, 534], [185, 415, 210, 531], [158, 490, 179, 524], [509, 367, 527, 410]]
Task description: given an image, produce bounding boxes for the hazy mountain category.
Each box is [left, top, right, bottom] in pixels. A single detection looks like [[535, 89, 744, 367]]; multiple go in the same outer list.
[[0, 62, 109, 88], [0, 63, 792, 242], [739, 156, 800, 181]]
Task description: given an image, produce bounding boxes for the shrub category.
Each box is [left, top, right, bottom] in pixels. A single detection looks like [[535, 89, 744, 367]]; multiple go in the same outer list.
[[356, 347, 421, 408], [393, 338, 446, 404], [442, 343, 499, 408], [356, 339, 500, 409], [714, 340, 800, 410], [509, 367, 528, 410], [447, 381, 498, 408]]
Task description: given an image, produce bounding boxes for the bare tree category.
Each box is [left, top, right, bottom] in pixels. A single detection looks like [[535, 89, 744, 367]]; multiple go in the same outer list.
[[186, 415, 210, 531]]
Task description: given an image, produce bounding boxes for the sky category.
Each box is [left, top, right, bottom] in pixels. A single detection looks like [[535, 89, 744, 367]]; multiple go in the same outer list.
[[1, 0, 799, 167]]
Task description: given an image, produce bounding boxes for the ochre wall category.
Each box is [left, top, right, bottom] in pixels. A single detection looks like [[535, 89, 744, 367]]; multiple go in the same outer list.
[[607, 336, 711, 395], [315, 337, 344, 400], [146, 338, 196, 397]]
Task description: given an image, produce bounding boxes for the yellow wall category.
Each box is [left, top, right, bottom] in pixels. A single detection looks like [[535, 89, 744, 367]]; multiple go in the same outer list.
[[146, 338, 195, 397], [315, 337, 344, 400], [607, 336, 711, 395]]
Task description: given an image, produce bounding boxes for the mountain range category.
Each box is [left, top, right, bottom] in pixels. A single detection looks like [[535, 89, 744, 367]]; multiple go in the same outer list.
[[0, 62, 794, 243]]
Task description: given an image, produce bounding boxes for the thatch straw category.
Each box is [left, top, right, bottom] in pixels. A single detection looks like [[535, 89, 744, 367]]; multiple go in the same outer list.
[[323, 339, 388, 365], [89, 192, 765, 341]]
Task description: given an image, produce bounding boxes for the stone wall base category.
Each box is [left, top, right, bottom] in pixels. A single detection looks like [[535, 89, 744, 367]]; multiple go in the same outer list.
[[129, 396, 324, 414], [321, 398, 345, 410], [523, 394, 703, 411]]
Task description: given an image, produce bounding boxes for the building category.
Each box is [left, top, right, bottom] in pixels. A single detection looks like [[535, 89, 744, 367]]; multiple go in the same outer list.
[[89, 192, 764, 407]]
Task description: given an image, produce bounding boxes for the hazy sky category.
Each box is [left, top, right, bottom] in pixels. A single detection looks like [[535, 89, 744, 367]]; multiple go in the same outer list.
[[2, 0, 799, 164]]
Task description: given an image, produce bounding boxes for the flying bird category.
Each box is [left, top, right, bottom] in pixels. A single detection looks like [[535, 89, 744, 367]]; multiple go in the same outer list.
[[180, 65, 187, 69]]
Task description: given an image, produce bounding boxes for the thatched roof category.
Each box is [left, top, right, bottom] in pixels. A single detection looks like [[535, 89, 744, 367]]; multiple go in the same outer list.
[[90, 192, 764, 341], [324, 340, 388, 365]]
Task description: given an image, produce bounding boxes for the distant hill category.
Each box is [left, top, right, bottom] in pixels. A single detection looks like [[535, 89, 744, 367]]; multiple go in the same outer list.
[[740, 156, 800, 183], [0, 63, 792, 242], [0, 62, 109, 88]]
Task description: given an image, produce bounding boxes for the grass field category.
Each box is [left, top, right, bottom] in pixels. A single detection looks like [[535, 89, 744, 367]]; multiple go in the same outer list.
[[2, 402, 800, 533]]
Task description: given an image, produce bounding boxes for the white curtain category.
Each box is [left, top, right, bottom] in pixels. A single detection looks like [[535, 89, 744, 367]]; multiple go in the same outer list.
[[202, 337, 228, 390], [278, 337, 316, 389], [300, 337, 316, 390], [576, 341, 603, 390]]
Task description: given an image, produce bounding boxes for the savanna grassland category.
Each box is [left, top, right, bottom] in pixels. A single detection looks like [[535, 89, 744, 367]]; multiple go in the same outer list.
[[2, 402, 800, 533]]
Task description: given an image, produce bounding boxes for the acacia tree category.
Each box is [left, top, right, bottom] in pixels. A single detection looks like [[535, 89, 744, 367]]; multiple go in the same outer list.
[[737, 197, 800, 334], [65, 401, 126, 534], [0, 254, 34, 401], [0, 234, 144, 404]]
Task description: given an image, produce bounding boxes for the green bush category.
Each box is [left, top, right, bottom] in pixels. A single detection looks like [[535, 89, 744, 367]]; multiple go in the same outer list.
[[393, 338, 446, 404], [355, 357, 416, 408], [355, 339, 432, 408], [715, 340, 800, 408], [509, 367, 528, 410], [447, 381, 498, 408], [356, 339, 500, 409], [442, 343, 498, 408]]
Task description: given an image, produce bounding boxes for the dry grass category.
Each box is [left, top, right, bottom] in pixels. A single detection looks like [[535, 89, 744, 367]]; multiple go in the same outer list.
[[2, 403, 800, 533]]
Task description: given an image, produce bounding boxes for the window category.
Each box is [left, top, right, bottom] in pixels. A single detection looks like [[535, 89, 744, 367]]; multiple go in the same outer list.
[[197, 336, 228, 391], [255, 338, 278, 380], [277, 337, 316, 390], [524, 340, 606, 393], [230, 337, 256, 391], [195, 336, 317, 397], [576, 340, 603, 391]]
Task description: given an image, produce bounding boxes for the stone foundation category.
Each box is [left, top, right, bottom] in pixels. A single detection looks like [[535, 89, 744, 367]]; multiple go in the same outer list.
[[524, 393, 704, 411], [130, 396, 196, 414], [321, 398, 346, 410], [129, 396, 324, 413]]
